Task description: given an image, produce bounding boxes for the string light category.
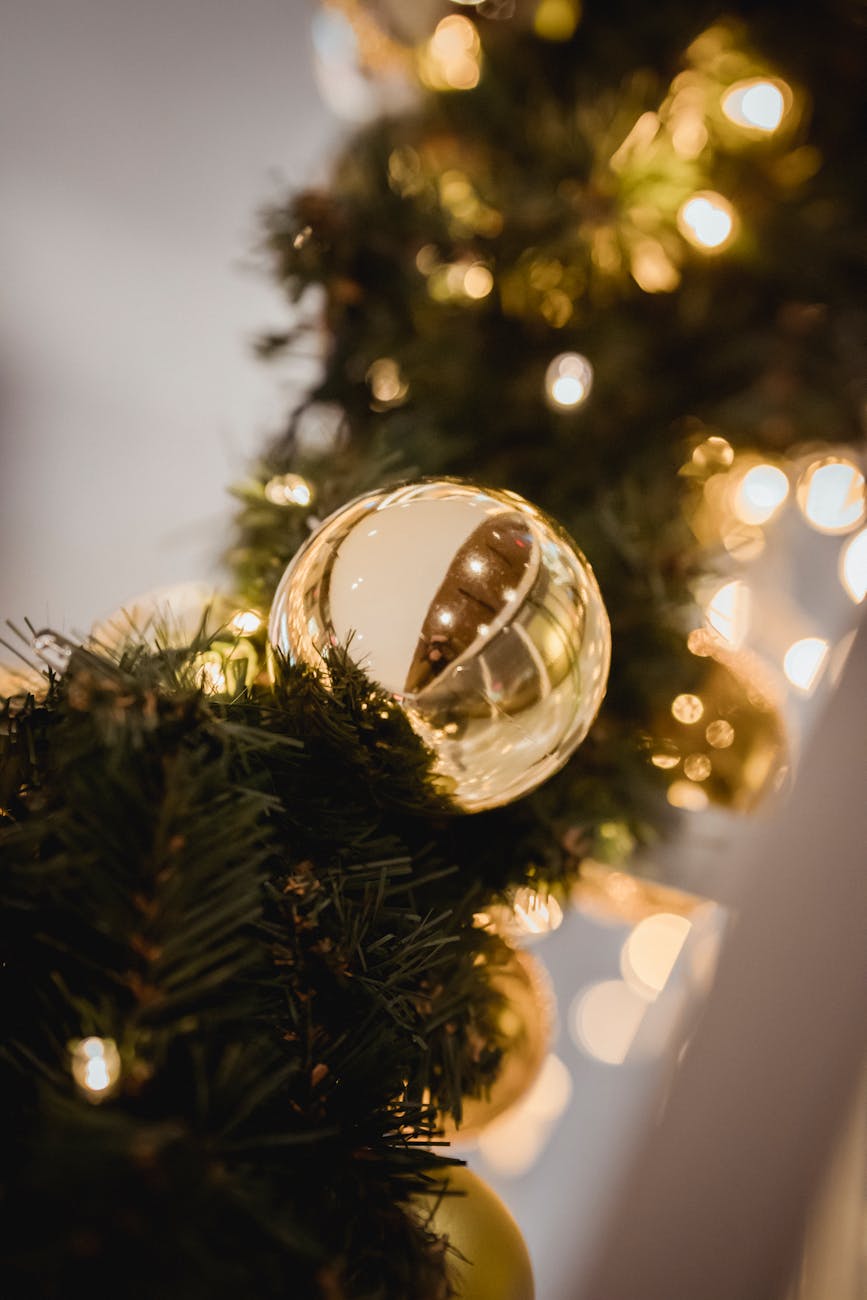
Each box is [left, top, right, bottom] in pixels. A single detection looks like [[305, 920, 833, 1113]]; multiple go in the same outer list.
[[264, 473, 313, 507], [667, 779, 709, 811], [796, 457, 866, 534], [683, 753, 712, 782], [545, 352, 594, 409], [734, 463, 790, 525], [691, 435, 734, 471], [840, 528, 867, 603], [677, 191, 737, 252], [706, 719, 735, 749], [782, 636, 830, 694], [419, 15, 481, 91], [509, 886, 564, 938], [367, 357, 409, 406], [70, 1037, 121, 1101], [630, 239, 681, 293], [722, 78, 790, 134], [620, 913, 692, 1002]]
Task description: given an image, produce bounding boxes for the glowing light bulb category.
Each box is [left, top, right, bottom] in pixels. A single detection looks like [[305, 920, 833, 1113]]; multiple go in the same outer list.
[[419, 15, 481, 91], [704, 579, 750, 648], [71, 1037, 122, 1101], [545, 352, 594, 409], [230, 609, 262, 636], [463, 263, 494, 299], [734, 463, 790, 525], [677, 191, 737, 252], [797, 458, 866, 534], [367, 357, 409, 406], [621, 913, 692, 1001], [722, 79, 789, 133], [264, 473, 313, 508], [509, 887, 564, 938], [783, 637, 829, 694], [671, 693, 703, 724], [569, 980, 648, 1065], [840, 528, 867, 603]]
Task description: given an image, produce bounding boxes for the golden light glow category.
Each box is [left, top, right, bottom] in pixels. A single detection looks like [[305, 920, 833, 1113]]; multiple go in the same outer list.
[[667, 779, 709, 811], [671, 693, 703, 724], [545, 352, 593, 409], [840, 528, 867, 603], [783, 636, 830, 694], [477, 1053, 573, 1177], [722, 79, 790, 133], [691, 435, 734, 471], [651, 744, 680, 770], [683, 753, 712, 782], [419, 15, 481, 91], [230, 609, 262, 636], [367, 357, 409, 405], [630, 239, 681, 293], [704, 578, 750, 649], [462, 263, 494, 299], [706, 719, 735, 749], [621, 913, 692, 1001], [797, 457, 866, 534], [734, 463, 790, 525], [677, 191, 737, 252], [71, 1037, 121, 1101], [510, 886, 564, 937], [264, 473, 313, 508], [570, 980, 648, 1065], [534, 0, 581, 41]]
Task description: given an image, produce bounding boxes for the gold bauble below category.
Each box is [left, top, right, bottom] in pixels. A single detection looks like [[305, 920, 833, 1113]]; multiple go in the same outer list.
[[419, 1165, 535, 1300], [445, 949, 554, 1145]]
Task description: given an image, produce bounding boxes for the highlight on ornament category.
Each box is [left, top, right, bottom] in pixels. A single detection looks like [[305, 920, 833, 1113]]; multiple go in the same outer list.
[[268, 478, 611, 811]]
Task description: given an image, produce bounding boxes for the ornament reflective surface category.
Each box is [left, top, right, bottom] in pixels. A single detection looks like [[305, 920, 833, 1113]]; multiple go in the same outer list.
[[416, 1164, 535, 1300], [269, 479, 611, 811], [444, 948, 555, 1144]]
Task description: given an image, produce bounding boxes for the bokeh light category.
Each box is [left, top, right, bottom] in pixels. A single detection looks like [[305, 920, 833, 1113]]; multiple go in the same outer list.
[[620, 913, 692, 1001], [419, 15, 481, 91], [704, 579, 750, 649], [797, 457, 866, 534], [840, 528, 867, 603], [734, 463, 790, 525], [782, 636, 829, 694], [545, 352, 594, 409], [667, 779, 709, 811], [722, 78, 790, 133], [570, 980, 648, 1065], [70, 1037, 121, 1101], [264, 473, 313, 507], [677, 191, 737, 251], [671, 693, 703, 724]]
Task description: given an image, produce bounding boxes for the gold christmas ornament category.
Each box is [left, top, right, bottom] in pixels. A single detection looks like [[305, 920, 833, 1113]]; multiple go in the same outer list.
[[445, 948, 555, 1145], [417, 1164, 535, 1300], [650, 640, 787, 813], [268, 479, 610, 812]]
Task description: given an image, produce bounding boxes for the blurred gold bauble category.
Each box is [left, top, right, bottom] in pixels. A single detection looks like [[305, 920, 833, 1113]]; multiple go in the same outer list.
[[650, 638, 788, 814], [418, 1165, 535, 1300], [445, 948, 554, 1145]]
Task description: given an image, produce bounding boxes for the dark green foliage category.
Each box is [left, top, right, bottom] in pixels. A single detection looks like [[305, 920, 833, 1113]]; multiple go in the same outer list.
[[0, 643, 516, 1299], [230, 0, 866, 885]]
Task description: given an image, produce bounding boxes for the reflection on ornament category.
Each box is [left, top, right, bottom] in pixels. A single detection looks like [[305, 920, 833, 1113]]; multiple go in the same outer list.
[[268, 480, 610, 812], [782, 636, 829, 695], [840, 528, 867, 603], [677, 191, 737, 251], [477, 886, 564, 944], [70, 1036, 121, 1102], [443, 948, 554, 1145], [722, 78, 790, 133], [545, 352, 593, 409], [229, 609, 263, 636], [655, 649, 787, 812], [691, 435, 734, 472], [416, 1165, 534, 1300], [671, 693, 703, 724], [703, 579, 750, 649], [796, 457, 865, 534]]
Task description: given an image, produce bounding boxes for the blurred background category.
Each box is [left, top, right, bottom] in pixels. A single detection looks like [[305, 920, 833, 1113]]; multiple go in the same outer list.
[[2, 4, 864, 1296]]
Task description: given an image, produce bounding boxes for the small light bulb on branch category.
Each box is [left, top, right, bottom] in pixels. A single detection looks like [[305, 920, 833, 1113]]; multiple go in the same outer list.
[[722, 79, 790, 134], [677, 191, 737, 252], [264, 473, 313, 508], [545, 352, 593, 409], [71, 1037, 121, 1102]]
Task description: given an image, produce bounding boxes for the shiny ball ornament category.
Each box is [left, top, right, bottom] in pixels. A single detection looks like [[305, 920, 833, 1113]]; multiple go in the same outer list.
[[268, 479, 611, 812], [417, 1165, 535, 1300], [444, 949, 554, 1145]]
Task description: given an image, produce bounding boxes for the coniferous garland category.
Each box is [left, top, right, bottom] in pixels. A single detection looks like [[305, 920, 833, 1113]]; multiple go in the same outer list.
[[1, 639, 520, 1299], [231, 0, 866, 882]]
